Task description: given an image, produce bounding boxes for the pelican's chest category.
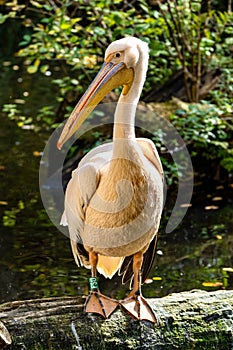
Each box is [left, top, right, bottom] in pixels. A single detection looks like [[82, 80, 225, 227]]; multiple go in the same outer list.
[[84, 154, 162, 227], [99, 157, 147, 201], [79, 145, 163, 253]]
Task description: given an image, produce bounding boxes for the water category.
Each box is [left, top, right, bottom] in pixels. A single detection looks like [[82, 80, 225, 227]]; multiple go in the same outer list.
[[0, 60, 232, 305]]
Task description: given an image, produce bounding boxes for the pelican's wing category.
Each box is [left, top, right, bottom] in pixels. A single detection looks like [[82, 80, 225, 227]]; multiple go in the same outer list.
[[136, 138, 163, 283], [62, 163, 98, 267], [136, 138, 163, 179], [120, 138, 163, 286], [120, 235, 158, 286], [61, 142, 113, 267], [140, 234, 158, 283], [119, 255, 133, 284]]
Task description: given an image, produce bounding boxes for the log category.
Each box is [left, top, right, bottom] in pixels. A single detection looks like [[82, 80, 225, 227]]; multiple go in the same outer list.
[[0, 290, 233, 349], [144, 68, 222, 102]]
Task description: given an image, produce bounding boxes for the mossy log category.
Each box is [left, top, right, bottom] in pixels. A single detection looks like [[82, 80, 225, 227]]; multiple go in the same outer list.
[[0, 289, 233, 350]]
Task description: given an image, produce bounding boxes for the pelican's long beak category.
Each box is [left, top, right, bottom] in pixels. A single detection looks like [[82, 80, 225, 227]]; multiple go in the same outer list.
[[57, 61, 134, 150]]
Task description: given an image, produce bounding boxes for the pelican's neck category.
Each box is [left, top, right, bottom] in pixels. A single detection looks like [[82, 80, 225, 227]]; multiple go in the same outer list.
[[113, 51, 148, 142]]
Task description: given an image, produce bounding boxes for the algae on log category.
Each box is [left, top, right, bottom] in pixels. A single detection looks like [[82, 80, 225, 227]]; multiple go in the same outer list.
[[0, 290, 233, 350]]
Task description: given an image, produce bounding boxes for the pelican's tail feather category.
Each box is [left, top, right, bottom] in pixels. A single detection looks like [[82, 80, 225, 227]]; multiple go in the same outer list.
[[97, 256, 123, 279]]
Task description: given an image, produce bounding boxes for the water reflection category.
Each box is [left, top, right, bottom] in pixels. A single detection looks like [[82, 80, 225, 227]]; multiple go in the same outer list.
[[0, 61, 232, 304]]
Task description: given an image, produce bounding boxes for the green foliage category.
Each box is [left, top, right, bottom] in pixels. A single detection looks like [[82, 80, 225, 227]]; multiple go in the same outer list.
[[1, 0, 233, 180], [0, 0, 172, 128], [156, 0, 233, 101], [210, 68, 233, 109], [170, 100, 233, 172], [2, 0, 232, 112], [2, 104, 33, 129], [3, 200, 25, 227], [36, 105, 58, 128], [220, 157, 233, 172], [3, 0, 178, 108]]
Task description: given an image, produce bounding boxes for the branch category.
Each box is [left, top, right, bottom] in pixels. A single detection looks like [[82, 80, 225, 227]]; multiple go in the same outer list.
[[157, 0, 193, 101]]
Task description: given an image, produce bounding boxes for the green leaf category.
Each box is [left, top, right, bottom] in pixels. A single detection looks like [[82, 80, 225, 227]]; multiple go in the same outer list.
[[71, 79, 79, 85], [40, 64, 49, 73], [0, 14, 7, 24], [93, 27, 105, 36], [220, 157, 233, 172], [60, 22, 71, 30], [18, 200, 25, 210], [27, 65, 38, 74], [43, 4, 53, 11], [30, 0, 43, 8], [191, 1, 201, 12]]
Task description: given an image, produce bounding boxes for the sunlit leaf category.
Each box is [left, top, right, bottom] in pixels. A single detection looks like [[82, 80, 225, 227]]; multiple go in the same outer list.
[[3, 211, 16, 227], [60, 23, 71, 30], [71, 79, 79, 85], [215, 235, 222, 240], [30, 0, 43, 8], [33, 151, 41, 157], [152, 277, 162, 281], [0, 14, 6, 24], [18, 200, 25, 210], [202, 282, 223, 287], [14, 99, 26, 104], [204, 205, 219, 210], [39, 65, 48, 74], [27, 65, 38, 74], [222, 268, 233, 273], [212, 197, 223, 202]]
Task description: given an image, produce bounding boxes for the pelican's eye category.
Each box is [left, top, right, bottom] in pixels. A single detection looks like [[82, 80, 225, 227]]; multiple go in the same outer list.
[[115, 52, 121, 58]]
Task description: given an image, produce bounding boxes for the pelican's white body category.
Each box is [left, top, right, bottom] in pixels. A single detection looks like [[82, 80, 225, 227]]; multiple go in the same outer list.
[[61, 37, 164, 278]]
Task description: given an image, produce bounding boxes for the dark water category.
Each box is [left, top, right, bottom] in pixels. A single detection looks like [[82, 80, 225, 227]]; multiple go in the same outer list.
[[0, 60, 233, 305]]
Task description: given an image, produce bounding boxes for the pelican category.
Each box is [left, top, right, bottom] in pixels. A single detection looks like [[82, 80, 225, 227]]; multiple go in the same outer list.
[[57, 37, 164, 323]]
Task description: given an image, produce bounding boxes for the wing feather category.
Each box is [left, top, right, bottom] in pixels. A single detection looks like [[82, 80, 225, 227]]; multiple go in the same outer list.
[[119, 138, 162, 287], [119, 256, 133, 284], [119, 235, 158, 287], [137, 138, 163, 179], [61, 143, 113, 268], [141, 235, 158, 283]]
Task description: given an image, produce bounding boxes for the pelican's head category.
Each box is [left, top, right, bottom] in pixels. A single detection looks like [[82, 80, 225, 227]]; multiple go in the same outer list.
[[57, 37, 149, 149], [105, 36, 149, 72]]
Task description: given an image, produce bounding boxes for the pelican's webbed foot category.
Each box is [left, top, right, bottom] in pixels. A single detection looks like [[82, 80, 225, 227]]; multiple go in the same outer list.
[[84, 277, 119, 318], [121, 292, 157, 323]]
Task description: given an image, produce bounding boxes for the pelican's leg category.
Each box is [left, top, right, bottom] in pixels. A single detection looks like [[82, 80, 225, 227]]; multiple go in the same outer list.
[[84, 251, 119, 318], [120, 252, 157, 323]]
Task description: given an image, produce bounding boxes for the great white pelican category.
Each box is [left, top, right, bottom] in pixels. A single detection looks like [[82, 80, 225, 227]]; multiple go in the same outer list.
[[57, 37, 164, 323]]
